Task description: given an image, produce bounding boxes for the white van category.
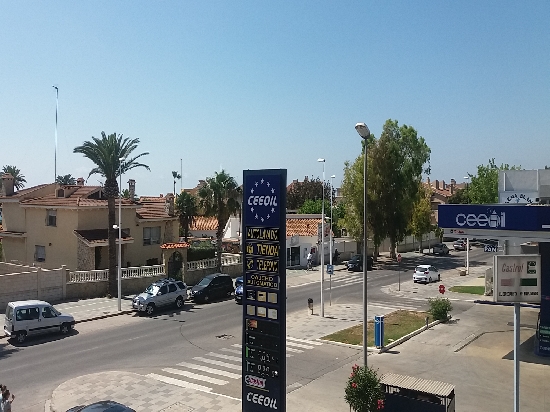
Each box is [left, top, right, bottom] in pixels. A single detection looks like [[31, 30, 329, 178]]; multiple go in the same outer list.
[[4, 300, 75, 343]]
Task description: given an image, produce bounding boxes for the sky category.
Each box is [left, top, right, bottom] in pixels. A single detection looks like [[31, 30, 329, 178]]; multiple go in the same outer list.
[[1, 1, 549, 197]]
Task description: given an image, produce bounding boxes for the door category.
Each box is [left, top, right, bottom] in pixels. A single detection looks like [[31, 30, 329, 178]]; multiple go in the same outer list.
[[15, 306, 41, 337], [167, 251, 183, 278], [158, 285, 170, 306], [40, 305, 61, 333], [210, 277, 224, 300]]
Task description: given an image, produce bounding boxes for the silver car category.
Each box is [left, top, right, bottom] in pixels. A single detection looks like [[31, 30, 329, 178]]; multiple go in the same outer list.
[[132, 278, 187, 315]]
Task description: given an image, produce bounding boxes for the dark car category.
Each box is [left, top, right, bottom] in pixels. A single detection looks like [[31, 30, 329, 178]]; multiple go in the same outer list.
[[67, 400, 136, 412], [190, 273, 234, 303], [235, 276, 244, 304], [453, 239, 471, 251], [347, 254, 374, 271], [432, 243, 450, 255]]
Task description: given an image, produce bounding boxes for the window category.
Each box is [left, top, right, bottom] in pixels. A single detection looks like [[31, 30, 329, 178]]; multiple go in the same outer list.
[[46, 209, 57, 226], [143, 226, 161, 245], [159, 285, 168, 295], [35, 245, 46, 262], [176, 281, 186, 290], [42, 306, 56, 318], [168, 284, 177, 293]]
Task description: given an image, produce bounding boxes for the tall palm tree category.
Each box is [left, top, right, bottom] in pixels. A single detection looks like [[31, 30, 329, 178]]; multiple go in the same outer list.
[[56, 174, 76, 185], [74, 132, 150, 297], [198, 170, 241, 271], [2, 165, 27, 190], [175, 191, 198, 242], [172, 171, 181, 195]]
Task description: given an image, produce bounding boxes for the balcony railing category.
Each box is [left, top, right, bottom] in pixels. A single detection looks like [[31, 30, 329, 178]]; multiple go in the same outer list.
[[69, 264, 165, 283]]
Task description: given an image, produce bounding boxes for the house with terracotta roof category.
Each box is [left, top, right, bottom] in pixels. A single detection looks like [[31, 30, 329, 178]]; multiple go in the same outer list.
[[0, 174, 179, 271], [423, 178, 466, 224]]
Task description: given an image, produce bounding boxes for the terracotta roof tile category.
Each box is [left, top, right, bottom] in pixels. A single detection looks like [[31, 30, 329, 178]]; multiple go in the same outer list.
[[286, 218, 321, 237], [137, 197, 175, 220], [161, 242, 190, 249], [190, 216, 218, 231]]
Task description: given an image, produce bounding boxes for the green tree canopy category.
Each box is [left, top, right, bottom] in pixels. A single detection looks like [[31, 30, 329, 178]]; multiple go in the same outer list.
[[198, 170, 241, 271], [2, 165, 27, 190], [172, 170, 181, 195], [467, 158, 521, 204], [56, 174, 76, 185], [74, 132, 150, 296], [287, 176, 332, 210], [175, 191, 199, 242], [409, 182, 432, 251]]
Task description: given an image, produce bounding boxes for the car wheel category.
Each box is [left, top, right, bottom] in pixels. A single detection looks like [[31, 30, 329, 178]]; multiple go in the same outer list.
[[60, 323, 71, 335], [145, 304, 155, 315], [204, 295, 209, 303], [16, 331, 27, 344], [175, 296, 184, 308], [438, 274, 441, 281], [413, 280, 417, 283], [429, 277, 432, 283]]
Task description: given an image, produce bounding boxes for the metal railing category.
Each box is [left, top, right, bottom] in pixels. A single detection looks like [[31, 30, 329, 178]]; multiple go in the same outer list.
[[69, 264, 165, 283]]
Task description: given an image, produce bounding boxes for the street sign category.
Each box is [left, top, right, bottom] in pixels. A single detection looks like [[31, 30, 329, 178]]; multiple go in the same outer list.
[[242, 170, 287, 412], [484, 245, 498, 253], [439, 285, 445, 294], [397, 253, 402, 263], [494, 255, 541, 303], [327, 264, 334, 275]]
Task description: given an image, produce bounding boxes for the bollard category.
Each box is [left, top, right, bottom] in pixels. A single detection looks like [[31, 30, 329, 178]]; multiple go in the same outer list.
[[308, 298, 313, 315], [426, 316, 429, 329]]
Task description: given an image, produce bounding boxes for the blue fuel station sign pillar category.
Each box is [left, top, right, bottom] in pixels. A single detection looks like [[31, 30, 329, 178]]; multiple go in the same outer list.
[[242, 169, 287, 412]]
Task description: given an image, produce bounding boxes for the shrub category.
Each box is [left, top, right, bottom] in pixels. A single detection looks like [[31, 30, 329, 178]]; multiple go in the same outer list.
[[187, 246, 215, 262], [428, 297, 453, 321], [344, 364, 385, 412]]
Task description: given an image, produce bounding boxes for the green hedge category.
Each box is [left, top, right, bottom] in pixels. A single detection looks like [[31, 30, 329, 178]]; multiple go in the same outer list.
[[187, 247, 215, 262]]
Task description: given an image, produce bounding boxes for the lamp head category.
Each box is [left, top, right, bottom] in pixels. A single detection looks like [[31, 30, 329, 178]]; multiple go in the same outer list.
[[331, 175, 336, 178], [355, 122, 370, 139], [317, 158, 325, 163]]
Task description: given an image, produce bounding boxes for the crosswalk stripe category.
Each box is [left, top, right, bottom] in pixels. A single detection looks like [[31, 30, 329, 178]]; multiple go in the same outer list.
[[286, 354, 292, 357], [286, 347, 303, 353], [286, 336, 323, 346], [147, 373, 212, 393], [176, 362, 241, 379], [286, 341, 314, 350], [163, 368, 229, 386], [329, 282, 362, 290], [221, 348, 242, 355], [193, 357, 241, 370], [207, 352, 242, 362], [232, 344, 243, 349], [332, 277, 363, 285]]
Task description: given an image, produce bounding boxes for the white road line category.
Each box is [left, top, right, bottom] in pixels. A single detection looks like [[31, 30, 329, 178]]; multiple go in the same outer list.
[[286, 336, 323, 345], [146, 373, 213, 393], [329, 282, 363, 290], [332, 278, 363, 285], [176, 362, 241, 379], [285, 341, 314, 350], [162, 368, 229, 385], [286, 347, 303, 353], [286, 354, 292, 357], [232, 344, 242, 348], [221, 348, 242, 355], [207, 352, 242, 362], [193, 357, 241, 370]]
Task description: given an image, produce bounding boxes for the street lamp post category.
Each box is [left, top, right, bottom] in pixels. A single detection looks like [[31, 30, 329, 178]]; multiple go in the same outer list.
[[355, 122, 370, 367], [330, 174, 335, 306], [318, 158, 326, 318], [464, 175, 470, 274], [117, 157, 125, 311]]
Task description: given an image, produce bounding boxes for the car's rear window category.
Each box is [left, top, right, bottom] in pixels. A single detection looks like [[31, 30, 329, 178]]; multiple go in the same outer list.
[[415, 266, 428, 272]]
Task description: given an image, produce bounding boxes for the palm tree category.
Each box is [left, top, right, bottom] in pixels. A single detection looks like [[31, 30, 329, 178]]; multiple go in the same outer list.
[[175, 191, 198, 242], [198, 170, 241, 271], [2, 165, 27, 190], [74, 132, 150, 297], [56, 174, 76, 185], [121, 188, 138, 201], [172, 171, 181, 195]]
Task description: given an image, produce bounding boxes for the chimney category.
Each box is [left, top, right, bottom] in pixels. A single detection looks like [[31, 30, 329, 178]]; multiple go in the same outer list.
[[442, 180, 446, 190], [128, 179, 135, 200], [76, 177, 85, 186], [165, 193, 175, 216], [450, 179, 456, 185], [1, 173, 15, 196], [435, 180, 440, 190], [450, 185, 454, 195]]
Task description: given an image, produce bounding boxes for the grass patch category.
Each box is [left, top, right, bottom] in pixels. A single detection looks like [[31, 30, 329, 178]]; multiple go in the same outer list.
[[449, 285, 485, 295], [322, 310, 431, 347]]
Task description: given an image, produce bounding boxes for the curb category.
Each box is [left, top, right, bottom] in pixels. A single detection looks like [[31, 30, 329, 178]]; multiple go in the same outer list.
[[74, 309, 134, 324], [315, 337, 377, 352], [473, 300, 540, 309], [378, 318, 445, 353]]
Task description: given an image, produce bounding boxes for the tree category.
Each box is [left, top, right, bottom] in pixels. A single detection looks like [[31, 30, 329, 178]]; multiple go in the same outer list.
[[2, 165, 26, 190], [175, 191, 199, 242], [467, 158, 521, 204], [287, 177, 332, 210], [198, 170, 241, 271], [74, 132, 150, 297], [409, 183, 432, 252], [172, 171, 181, 195], [121, 188, 138, 201], [56, 174, 76, 185], [447, 187, 469, 204]]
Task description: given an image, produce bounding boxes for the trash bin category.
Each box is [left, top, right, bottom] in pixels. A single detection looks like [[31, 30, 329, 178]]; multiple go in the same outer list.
[[374, 315, 384, 348]]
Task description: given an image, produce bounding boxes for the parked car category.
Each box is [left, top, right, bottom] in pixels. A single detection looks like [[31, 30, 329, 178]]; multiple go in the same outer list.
[[132, 278, 187, 316], [67, 400, 136, 412], [234, 276, 244, 304], [413, 265, 440, 284], [4, 300, 75, 344], [453, 239, 471, 251], [190, 273, 235, 303], [346, 254, 374, 271], [432, 243, 450, 255]]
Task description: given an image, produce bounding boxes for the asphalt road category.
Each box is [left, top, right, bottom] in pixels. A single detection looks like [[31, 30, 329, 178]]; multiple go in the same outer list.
[[0, 244, 492, 411]]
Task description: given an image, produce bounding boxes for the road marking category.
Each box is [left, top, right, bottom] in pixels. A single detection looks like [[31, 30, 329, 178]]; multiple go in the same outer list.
[[286, 341, 314, 350], [286, 336, 323, 345], [162, 368, 229, 385], [207, 352, 242, 362], [193, 357, 241, 370], [221, 348, 242, 355], [147, 373, 213, 392], [286, 347, 303, 353], [176, 362, 241, 379], [232, 344, 242, 348]]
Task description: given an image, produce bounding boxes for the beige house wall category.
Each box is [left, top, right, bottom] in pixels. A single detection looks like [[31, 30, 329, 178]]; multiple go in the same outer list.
[[125, 219, 177, 267], [2, 202, 26, 233], [2, 237, 26, 264]]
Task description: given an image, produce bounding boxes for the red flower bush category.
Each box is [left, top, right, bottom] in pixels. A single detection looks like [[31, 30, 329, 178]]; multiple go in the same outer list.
[[344, 364, 384, 412]]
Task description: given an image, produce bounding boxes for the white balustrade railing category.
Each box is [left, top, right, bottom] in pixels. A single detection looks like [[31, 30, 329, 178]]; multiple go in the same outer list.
[[69, 264, 165, 283], [187, 254, 242, 271]]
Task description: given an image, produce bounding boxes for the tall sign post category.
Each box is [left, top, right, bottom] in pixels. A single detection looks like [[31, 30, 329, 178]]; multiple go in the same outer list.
[[242, 169, 287, 412]]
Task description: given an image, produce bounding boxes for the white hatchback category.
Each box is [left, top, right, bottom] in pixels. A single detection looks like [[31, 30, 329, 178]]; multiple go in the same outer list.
[[413, 265, 440, 284]]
